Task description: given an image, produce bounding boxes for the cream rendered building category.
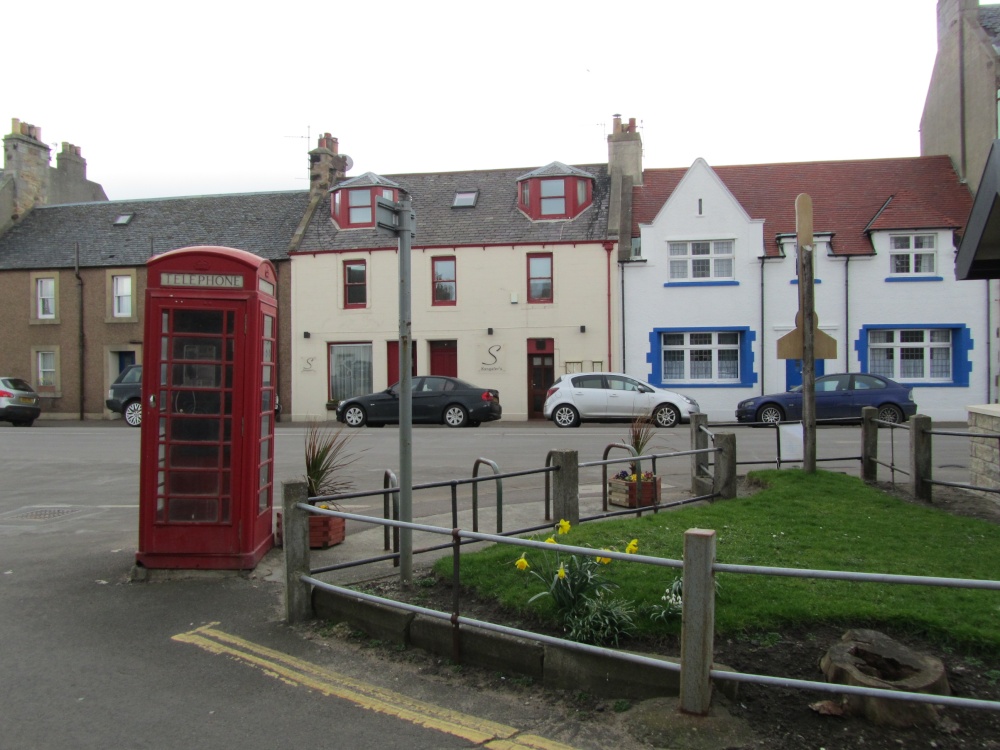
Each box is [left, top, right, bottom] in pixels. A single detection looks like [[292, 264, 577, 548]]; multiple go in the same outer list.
[[289, 158, 623, 422]]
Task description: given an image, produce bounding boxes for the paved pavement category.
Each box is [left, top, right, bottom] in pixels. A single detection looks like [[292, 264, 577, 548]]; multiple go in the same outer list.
[[0, 420, 698, 750], [0, 418, 970, 749]]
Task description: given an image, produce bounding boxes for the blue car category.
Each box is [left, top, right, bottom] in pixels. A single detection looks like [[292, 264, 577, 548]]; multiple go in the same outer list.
[[736, 373, 917, 425]]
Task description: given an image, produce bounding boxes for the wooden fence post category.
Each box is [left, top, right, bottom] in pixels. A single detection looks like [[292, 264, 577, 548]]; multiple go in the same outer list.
[[910, 415, 933, 502], [861, 406, 878, 483], [690, 413, 711, 496], [680, 528, 716, 715], [283, 480, 312, 623], [550, 450, 580, 525], [713, 433, 736, 499]]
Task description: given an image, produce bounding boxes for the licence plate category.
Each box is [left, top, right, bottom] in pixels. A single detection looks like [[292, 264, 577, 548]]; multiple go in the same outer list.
[[16, 397, 35, 405]]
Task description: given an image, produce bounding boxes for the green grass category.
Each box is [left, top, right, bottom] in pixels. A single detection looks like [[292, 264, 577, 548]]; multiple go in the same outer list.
[[434, 470, 1000, 655]]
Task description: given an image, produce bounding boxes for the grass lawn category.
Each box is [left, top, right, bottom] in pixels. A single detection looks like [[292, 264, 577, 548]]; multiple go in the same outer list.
[[433, 470, 1000, 655]]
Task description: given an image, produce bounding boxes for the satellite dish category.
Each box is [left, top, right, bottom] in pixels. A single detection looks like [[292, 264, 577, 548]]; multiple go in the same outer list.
[[343, 154, 354, 172]]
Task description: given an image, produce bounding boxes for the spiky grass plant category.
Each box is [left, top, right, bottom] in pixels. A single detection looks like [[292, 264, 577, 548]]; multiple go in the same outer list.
[[304, 421, 363, 501]]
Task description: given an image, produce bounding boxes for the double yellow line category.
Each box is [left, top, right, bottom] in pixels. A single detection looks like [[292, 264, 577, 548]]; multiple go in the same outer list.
[[173, 623, 576, 750]]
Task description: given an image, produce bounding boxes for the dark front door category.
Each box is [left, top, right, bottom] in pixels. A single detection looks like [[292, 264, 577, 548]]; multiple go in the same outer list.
[[528, 348, 554, 420]]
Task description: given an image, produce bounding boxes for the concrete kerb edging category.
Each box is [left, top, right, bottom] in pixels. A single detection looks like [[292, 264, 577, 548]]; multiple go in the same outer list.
[[311, 587, 739, 701]]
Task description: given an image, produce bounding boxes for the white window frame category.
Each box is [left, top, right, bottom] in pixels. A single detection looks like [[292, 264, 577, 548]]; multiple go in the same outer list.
[[888, 234, 936, 276], [37, 350, 56, 388], [868, 328, 952, 382], [36, 277, 55, 319], [662, 331, 740, 382], [113, 275, 132, 318], [668, 240, 735, 281]]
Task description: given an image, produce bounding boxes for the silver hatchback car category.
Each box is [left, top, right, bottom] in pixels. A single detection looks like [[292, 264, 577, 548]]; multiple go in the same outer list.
[[0, 376, 41, 427], [543, 372, 699, 428]]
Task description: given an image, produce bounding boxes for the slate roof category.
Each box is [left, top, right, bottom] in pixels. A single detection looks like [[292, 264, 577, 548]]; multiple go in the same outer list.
[[978, 4, 1000, 49], [297, 164, 610, 252], [0, 191, 310, 270], [632, 156, 972, 257]]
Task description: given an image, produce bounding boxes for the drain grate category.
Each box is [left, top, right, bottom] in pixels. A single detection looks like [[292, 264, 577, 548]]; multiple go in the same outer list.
[[4, 507, 83, 522]]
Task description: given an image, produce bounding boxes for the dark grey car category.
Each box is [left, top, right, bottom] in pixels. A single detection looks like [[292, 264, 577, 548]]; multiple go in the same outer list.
[[106, 364, 143, 427]]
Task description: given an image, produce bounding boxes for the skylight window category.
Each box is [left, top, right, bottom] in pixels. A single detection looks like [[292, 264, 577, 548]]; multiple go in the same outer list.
[[113, 214, 133, 226], [453, 191, 478, 208]]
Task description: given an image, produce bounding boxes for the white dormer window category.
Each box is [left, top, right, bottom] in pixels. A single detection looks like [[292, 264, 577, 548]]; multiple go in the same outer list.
[[889, 234, 936, 275]]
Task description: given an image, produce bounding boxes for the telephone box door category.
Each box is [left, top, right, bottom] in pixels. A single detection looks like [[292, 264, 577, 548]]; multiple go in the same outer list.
[[140, 301, 246, 558]]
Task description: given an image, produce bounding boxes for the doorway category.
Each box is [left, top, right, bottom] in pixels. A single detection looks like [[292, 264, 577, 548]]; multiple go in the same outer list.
[[527, 338, 554, 420], [429, 340, 457, 377]]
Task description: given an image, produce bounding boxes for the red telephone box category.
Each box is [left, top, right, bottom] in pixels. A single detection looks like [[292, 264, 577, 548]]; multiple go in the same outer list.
[[136, 246, 278, 569]]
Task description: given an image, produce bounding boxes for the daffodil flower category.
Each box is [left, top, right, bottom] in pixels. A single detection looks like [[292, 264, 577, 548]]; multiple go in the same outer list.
[[557, 519, 571, 535], [597, 550, 611, 565], [557, 564, 566, 579], [515, 553, 529, 571], [625, 538, 639, 555], [545, 536, 557, 544]]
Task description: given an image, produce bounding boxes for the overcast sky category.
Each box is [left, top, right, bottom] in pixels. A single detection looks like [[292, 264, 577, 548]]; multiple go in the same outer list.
[[6, 0, 941, 201]]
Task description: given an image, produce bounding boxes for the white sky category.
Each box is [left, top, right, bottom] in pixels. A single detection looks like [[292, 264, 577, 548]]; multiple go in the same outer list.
[[6, 0, 940, 201]]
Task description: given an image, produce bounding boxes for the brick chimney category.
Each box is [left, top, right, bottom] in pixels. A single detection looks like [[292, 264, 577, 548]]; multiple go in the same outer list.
[[309, 133, 351, 198], [607, 115, 643, 257]]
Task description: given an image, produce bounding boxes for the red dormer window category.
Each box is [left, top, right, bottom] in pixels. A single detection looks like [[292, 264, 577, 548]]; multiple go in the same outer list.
[[330, 185, 398, 228], [517, 174, 592, 221]]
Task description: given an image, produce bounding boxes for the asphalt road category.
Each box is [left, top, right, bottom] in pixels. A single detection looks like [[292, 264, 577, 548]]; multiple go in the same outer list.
[[0, 418, 974, 748]]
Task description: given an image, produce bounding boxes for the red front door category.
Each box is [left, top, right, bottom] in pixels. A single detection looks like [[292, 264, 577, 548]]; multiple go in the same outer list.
[[429, 340, 457, 377], [139, 300, 245, 557]]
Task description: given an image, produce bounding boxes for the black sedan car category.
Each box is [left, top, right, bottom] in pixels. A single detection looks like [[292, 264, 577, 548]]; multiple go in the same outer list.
[[336, 376, 501, 428], [736, 373, 917, 425]]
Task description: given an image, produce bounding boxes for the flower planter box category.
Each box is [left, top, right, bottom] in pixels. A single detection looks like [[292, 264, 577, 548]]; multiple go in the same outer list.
[[275, 511, 346, 549], [608, 477, 662, 508]]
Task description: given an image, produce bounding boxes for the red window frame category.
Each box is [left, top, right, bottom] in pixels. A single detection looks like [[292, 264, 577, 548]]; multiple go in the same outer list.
[[527, 253, 553, 304], [431, 257, 457, 306], [344, 260, 367, 308], [517, 176, 592, 221], [330, 187, 398, 228]]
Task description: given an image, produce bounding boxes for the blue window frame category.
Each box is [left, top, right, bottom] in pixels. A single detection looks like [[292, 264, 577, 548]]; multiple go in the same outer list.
[[647, 326, 757, 388], [855, 324, 972, 387]]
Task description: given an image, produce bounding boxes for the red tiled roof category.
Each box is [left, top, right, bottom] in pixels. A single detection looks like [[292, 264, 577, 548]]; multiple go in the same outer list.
[[632, 156, 973, 256]]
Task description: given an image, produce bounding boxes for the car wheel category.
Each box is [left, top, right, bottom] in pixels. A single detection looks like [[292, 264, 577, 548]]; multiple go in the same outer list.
[[444, 405, 468, 427], [344, 405, 367, 427], [552, 405, 580, 428], [756, 404, 784, 424], [14, 420, 33, 427], [124, 400, 143, 427], [653, 404, 680, 428], [877, 404, 904, 424]]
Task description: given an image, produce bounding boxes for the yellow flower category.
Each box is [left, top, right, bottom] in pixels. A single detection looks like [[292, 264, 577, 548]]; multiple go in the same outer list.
[[545, 536, 557, 544], [557, 564, 567, 579], [597, 550, 612, 565], [625, 538, 639, 555], [557, 519, 571, 535], [515, 553, 529, 571], [317, 503, 330, 510]]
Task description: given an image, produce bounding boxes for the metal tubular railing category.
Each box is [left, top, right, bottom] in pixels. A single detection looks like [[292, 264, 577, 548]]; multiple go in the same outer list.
[[471, 458, 502, 532], [299, 508, 1000, 714]]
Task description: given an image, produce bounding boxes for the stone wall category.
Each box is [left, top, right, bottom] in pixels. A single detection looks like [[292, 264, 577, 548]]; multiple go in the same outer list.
[[967, 405, 1000, 495]]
